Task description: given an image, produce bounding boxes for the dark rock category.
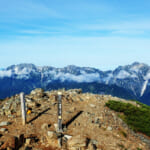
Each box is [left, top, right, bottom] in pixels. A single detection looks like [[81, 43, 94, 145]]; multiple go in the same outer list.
[[25, 146, 32, 150], [0, 141, 4, 147]]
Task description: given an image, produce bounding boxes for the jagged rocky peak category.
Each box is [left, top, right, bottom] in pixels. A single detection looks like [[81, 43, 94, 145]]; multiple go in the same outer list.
[[5, 63, 37, 75], [2, 62, 150, 77], [60, 65, 82, 75], [114, 62, 149, 71], [130, 62, 150, 72], [112, 62, 150, 79], [65, 65, 79, 70], [0, 63, 41, 79], [131, 61, 147, 67], [60, 65, 101, 75], [39, 66, 55, 72]]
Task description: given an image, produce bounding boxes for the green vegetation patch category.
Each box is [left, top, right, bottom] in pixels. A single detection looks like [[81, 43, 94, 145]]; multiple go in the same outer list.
[[106, 100, 150, 136]]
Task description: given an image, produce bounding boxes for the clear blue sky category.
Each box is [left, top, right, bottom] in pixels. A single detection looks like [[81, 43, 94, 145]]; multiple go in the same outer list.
[[0, 0, 150, 70]]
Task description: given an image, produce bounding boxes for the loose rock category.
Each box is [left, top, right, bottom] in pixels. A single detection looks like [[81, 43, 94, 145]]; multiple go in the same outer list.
[[0, 121, 11, 127], [107, 126, 113, 131], [0, 128, 7, 132]]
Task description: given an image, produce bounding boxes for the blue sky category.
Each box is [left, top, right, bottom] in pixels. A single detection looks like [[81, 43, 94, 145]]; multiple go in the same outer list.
[[0, 0, 150, 70]]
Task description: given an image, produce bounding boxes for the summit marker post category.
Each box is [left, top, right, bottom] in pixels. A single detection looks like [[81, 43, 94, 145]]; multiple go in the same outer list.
[[57, 92, 63, 132]]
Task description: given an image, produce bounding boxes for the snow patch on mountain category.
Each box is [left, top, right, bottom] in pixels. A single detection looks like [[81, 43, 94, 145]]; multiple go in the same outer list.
[[141, 80, 148, 97], [140, 72, 150, 96]]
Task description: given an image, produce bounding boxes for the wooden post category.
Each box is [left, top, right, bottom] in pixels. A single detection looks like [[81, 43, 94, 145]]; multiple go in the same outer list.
[[20, 92, 26, 125], [57, 92, 63, 132]]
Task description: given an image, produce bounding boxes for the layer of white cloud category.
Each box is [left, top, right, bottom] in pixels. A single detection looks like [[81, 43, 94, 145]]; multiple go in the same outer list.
[[16, 67, 32, 74], [50, 71, 100, 83], [0, 70, 12, 78], [116, 70, 130, 79], [116, 70, 137, 79], [0, 67, 33, 79]]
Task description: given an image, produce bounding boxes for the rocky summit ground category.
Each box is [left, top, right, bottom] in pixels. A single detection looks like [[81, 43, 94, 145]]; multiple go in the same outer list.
[[0, 88, 150, 150]]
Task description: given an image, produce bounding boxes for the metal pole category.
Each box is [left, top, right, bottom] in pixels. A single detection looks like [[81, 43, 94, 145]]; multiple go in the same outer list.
[[57, 92, 63, 132], [20, 92, 26, 125]]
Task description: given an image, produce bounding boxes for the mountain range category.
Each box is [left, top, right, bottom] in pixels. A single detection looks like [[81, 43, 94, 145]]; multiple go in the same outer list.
[[0, 62, 150, 105]]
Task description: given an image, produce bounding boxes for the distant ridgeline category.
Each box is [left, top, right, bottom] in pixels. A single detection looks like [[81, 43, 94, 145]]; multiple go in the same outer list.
[[0, 62, 150, 105]]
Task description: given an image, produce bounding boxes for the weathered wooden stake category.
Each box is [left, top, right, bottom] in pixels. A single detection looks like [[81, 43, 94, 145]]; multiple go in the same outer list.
[[20, 92, 26, 125], [57, 92, 63, 132]]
